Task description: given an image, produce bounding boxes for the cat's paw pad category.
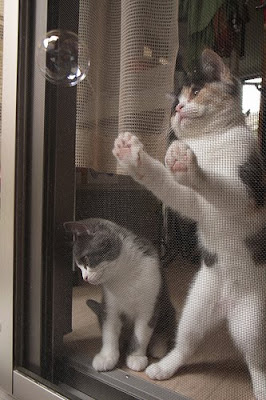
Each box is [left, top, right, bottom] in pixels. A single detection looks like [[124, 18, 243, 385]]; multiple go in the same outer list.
[[112, 132, 144, 167], [92, 352, 119, 372], [126, 355, 148, 371], [165, 141, 197, 174], [145, 362, 173, 380]]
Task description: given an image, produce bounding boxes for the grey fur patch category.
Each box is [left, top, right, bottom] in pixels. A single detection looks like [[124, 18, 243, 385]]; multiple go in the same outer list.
[[148, 305, 159, 330], [119, 312, 129, 326], [88, 234, 121, 268], [201, 247, 218, 267], [245, 226, 266, 265], [73, 219, 122, 268], [128, 334, 140, 355], [148, 274, 177, 352], [225, 77, 241, 97], [238, 150, 266, 207], [110, 221, 157, 259], [132, 236, 157, 258], [118, 313, 136, 355]]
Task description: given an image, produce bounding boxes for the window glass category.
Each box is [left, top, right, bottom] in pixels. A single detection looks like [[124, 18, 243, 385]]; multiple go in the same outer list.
[[243, 77, 262, 132], [18, 1, 266, 400]]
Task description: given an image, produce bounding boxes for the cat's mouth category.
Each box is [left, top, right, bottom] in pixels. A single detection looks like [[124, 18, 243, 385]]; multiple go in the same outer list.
[[178, 112, 201, 122], [173, 109, 205, 129], [86, 270, 104, 285]]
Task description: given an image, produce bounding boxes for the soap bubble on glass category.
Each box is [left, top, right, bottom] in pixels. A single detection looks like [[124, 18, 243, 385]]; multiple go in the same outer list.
[[36, 29, 90, 87]]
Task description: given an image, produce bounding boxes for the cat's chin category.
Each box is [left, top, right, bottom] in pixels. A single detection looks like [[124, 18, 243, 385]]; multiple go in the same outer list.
[[172, 116, 212, 139], [172, 120, 197, 138], [87, 279, 101, 285], [179, 118, 193, 129], [86, 271, 104, 285], [172, 116, 198, 133]]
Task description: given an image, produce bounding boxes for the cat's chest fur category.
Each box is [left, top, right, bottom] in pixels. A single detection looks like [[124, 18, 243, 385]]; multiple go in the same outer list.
[[102, 250, 161, 321], [104, 285, 149, 320], [181, 126, 266, 275], [185, 126, 250, 176]]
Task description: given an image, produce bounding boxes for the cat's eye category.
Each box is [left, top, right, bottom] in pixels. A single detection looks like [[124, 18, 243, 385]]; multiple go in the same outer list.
[[190, 84, 202, 97]]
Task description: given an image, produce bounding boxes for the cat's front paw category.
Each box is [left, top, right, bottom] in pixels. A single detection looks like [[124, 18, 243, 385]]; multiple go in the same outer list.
[[126, 355, 148, 372], [112, 132, 144, 168], [255, 393, 266, 400], [145, 362, 174, 380], [165, 141, 198, 186], [92, 351, 119, 372]]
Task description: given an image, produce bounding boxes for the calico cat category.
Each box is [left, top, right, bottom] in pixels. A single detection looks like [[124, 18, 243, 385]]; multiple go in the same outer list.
[[112, 49, 266, 400], [64, 218, 176, 372]]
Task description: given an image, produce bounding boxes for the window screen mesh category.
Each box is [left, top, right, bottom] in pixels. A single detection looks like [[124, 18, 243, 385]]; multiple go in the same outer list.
[[76, 0, 179, 172]]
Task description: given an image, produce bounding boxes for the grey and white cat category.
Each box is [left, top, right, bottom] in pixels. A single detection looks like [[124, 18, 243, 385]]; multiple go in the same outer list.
[[113, 49, 266, 400], [64, 218, 176, 372]]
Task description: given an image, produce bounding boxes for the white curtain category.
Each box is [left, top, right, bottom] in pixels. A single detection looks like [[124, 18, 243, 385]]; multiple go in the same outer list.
[[76, 0, 179, 173]]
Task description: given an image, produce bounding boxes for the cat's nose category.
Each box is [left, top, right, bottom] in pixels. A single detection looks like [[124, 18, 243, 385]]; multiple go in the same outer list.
[[175, 103, 184, 112]]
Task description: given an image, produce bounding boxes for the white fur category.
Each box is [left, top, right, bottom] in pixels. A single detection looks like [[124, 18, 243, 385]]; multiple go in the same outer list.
[[113, 82, 266, 399], [86, 235, 161, 372]]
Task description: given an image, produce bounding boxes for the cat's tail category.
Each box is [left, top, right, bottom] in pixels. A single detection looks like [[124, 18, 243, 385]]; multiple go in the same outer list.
[[86, 299, 104, 327]]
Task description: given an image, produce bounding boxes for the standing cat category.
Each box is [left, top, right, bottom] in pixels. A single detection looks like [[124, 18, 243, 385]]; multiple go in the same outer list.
[[112, 49, 266, 400], [64, 218, 176, 372]]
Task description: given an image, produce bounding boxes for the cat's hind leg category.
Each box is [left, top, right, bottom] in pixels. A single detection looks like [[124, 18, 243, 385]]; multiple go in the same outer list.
[[228, 294, 266, 400], [146, 265, 223, 380]]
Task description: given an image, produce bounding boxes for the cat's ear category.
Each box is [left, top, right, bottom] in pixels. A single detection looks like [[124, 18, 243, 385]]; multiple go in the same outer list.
[[64, 221, 90, 236], [201, 49, 231, 83]]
